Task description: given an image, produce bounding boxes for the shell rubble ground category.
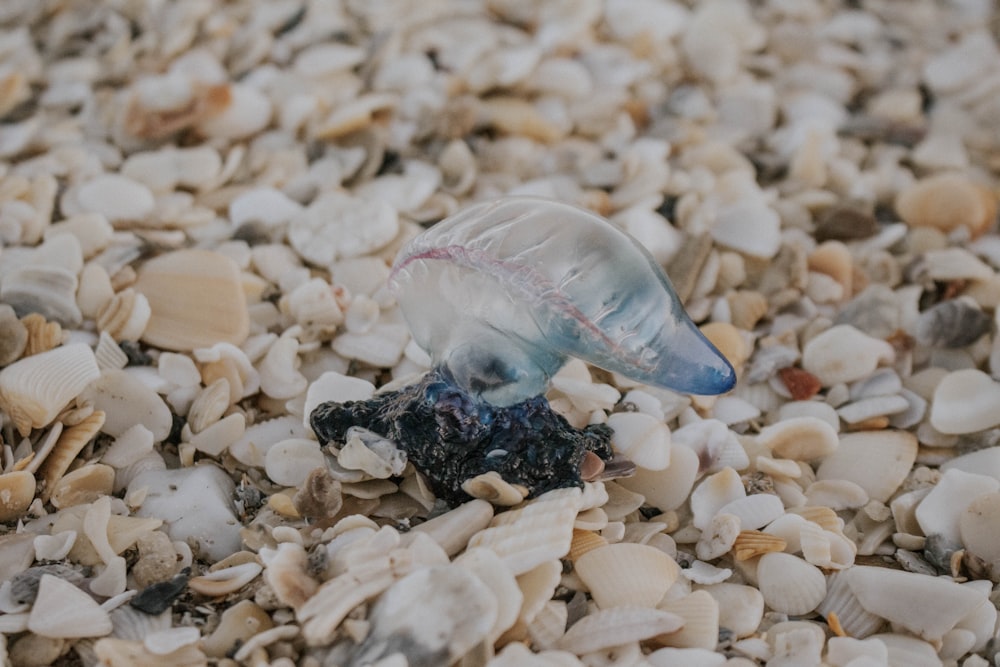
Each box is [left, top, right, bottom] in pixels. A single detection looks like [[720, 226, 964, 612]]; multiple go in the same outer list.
[[1, 1, 1000, 666]]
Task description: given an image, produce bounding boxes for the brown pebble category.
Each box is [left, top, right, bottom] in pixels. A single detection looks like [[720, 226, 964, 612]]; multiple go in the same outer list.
[[814, 203, 878, 242], [579, 451, 606, 482], [778, 367, 822, 400], [293, 467, 343, 519]]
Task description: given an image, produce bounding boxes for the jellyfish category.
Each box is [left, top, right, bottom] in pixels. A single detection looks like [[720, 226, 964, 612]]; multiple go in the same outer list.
[[311, 197, 735, 504]]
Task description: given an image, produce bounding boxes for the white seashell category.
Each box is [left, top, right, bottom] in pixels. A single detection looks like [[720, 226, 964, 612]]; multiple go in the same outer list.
[[941, 446, 1000, 482], [337, 427, 407, 479], [0, 342, 98, 436], [331, 323, 410, 368], [288, 192, 398, 266], [681, 560, 733, 585], [960, 492, 1000, 562], [657, 590, 720, 650], [804, 479, 869, 510], [756, 552, 826, 615], [80, 369, 172, 441], [619, 444, 699, 512], [712, 396, 761, 425], [930, 369, 1000, 434], [143, 627, 201, 656], [229, 187, 302, 229], [402, 499, 493, 557], [188, 562, 263, 597], [454, 547, 522, 643], [556, 606, 683, 655], [915, 468, 999, 545], [27, 574, 112, 638], [648, 647, 727, 667], [513, 559, 562, 631], [258, 333, 308, 399], [802, 325, 894, 386], [230, 415, 309, 467], [716, 494, 785, 531], [574, 543, 680, 609], [701, 583, 764, 639], [195, 83, 271, 140], [467, 487, 580, 575], [836, 394, 909, 424], [75, 174, 155, 222], [33, 530, 77, 562], [77, 262, 115, 321], [264, 438, 325, 487], [690, 467, 745, 530], [462, 471, 528, 506], [696, 513, 741, 561], [93, 331, 128, 372], [185, 378, 230, 433], [527, 601, 569, 651], [756, 416, 839, 462], [96, 288, 150, 342], [818, 571, 885, 639], [816, 430, 917, 503], [44, 213, 114, 260], [280, 278, 345, 336], [602, 482, 644, 521], [1, 265, 82, 327], [776, 400, 840, 431], [606, 412, 671, 470], [847, 566, 986, 640], [187, 413, 245, 458]]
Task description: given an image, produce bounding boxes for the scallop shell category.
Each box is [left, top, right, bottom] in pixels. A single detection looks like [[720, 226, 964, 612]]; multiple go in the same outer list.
[[0, 343, 100, 436], [0, 471, 36, 522], [527, 600, 569, 650], [817, 571, 885, 639], [574, 542, 680, 609], [38, 411, 105, 501], [27, 574, 112, 638], [93, 331, 128, 371], [20, 313, 63, 357], [555, 606, 684, 655], [96, 288, 151, 342], [389, 197, 735, 407], [569, 529, 609, 561], [755, 552, 826, 616], [607, 412, 671, 471], [656, 590, 720, 650], [732, 530, 787, 561]]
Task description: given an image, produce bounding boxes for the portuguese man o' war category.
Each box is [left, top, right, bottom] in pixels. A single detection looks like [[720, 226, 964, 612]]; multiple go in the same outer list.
[[310, 197, 735, 505]]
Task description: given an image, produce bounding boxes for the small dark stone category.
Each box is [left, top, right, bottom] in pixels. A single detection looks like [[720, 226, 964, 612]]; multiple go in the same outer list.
[[814, 203, 879, 243], [130, 567, 190, 615], [10, 564, 88, 605], [915, 299, 992, 348], [119, 340, 153, 366], [310, 367, 614, 506]]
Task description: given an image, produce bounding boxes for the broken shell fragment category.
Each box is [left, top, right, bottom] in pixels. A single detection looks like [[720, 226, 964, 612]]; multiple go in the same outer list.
[[27, 575, 112, 639], [0, 471, 36, 522], [555, 606, 684, 655], [574, 542, 680, 609]]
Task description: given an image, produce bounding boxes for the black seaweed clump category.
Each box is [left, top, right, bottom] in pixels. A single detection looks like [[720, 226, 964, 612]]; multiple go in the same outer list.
[[310, 368, 613, 506]]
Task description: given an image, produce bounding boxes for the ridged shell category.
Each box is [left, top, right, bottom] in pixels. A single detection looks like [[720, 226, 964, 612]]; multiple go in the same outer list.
[[0, 343, 100, 436], [93, 331, 128, 371], [816, 571, 885, 638], [0, 471, 36, 521], [20, 314, 63, 357], [574, 543, 680, 609], [569, 529, 609, 561], [39, 411, 106, 501], [655, 590, 720, 650], [96, 288, 151, 342], [527, 600, 568, 650], [756, 552, 826, 615], [555, 606, 684, 655], [732, 530, 787, 561]]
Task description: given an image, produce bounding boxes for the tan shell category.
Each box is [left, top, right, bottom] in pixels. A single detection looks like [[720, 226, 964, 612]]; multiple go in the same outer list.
[[756, 552, 827, 616], [555, 606, 684, 655], [569, 529, 608, 561], [700, 321, 751, 371], [39, 411, 106, 501], [20, 313, 63, 357], [732, 530, 787, 561], [0, 471, 36, 521], [49, 463, 115, 509], [727, 290, 769, 331], [186, 378, 231, 433], [260, 542, 316, 611], [895, 172, 997, 237], [755, 416, 839, 462], [188, 562, 263, 597], [655, 590, 720, 650], [404, 498, 494, 557], [461, 471, 528, 506], [133, 249, 250, 351], [0, 343, 100, 436], [96, 287, 151, 342], [574, 542, 680, 609]]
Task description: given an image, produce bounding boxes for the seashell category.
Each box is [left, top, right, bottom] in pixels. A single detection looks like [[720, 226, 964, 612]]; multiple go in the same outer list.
[[512, 559, 562, 632], [49, 464, 114, 509], [846, 565, 986, 640], [79, 369, 173, 441], [263, 438, 325, 487], [331, 323, 410, 369], [38, 410, 105, 501], [0, 265, 82, 328], [526, 600, 569, 650], [404, 499, 494, 557], [202, 600, 274, 658], [20, 313, 62, 357], [467, 487, 580, 575], [455, 547, 522, 643], [919, 247, 995, 282], [787, 505, 844, 532], [732, 530, 787, 561], [681, 560, 733, 585], [574, 543, 680, 609], [656, 590, 720, 650], [230, 415, 310, 467], [556, 606, 684, 655], [756, 552, 826, 615], [930, 369, 1000, 434], [836, 395, 909, 424], [960, 492, 1000, 562], [389, 197, 735, 407], [804, 479, 869, 510], [818, 571, 885, 639], [711, 396, 761, 425], [185, 378, 229, 434], [188, 561, 263, 598], [349, 565, 496, 665], [690, 467, 745, 530], [438, 139, 477, 196], [941, 446, 1000, 482], [96, 288, 151, 342], [133, 249, 249, 352], [915, 468, 999, 545], [0, 343, 99, 436], [76, 262, 115, 321], [701, 583, 764, 639], [144, 626, 201, 656], [700, 321, 751, 372], [915, 299, 991, 349], [337, 427, 408, 479], [288, 192, 399, 266], [871, 633, 946, 667], [808, 241, 852, 297], [672, 418, 749, 473], [101, 424, 155, 470], [279, 278, 345, 338], [0, 304, 28, 366], [801, 325, 894, 386], [94, 331, 128, 371], [895, 172, 996, 237], [606, 412, 671, 471], [696, 513, 741, 561], [816, 430, 917, 503], [462, 471, 528, 506], [716, 494, 785, 531], [727, 290, 769, 331], [0, 471, 35, 522], [27, 574, 112, 638], [186, 412, 245, 458]]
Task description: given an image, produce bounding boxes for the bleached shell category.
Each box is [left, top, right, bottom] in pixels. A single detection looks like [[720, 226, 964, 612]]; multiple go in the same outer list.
[[701, 583, 764, 639], [514, 559, 562, 630], [607, 412, 671, 470], [690, 467, 745, 530], [672, 419, 749, 473], [801, 325, 894, 386], [0, 343, 99, 436], [462, 471, 528, 506], [836, 395, 909, 424], [696, 513, 740, 561], [1, 265, 82, 327], [817, 571, 885, 639], [716, 494, 785, 531], [44, 213, 114, 260], [403, 499, 494, 557], [230, 415, 310, 467], [656, 590, 720, 650], [96, 288, 150, 342], [916, 468, 999, 545], [467, 488, 580, 575], [871, 633, 948, 667], [619, 444, 699, 513], [49, 464, 114, 509], [574, 543, 680, 609], [527, 601, 569, 651], [93, 331, 128, 372], [102, 424, 154, 469], [27, 574, 112, 638], [816, 430, 917, 503], [455, 547, 522, 643], [188, 561, 263, 598], [755, 416, 839, 462], [930, 369, 1000, 434], [133, 249, 249, 351], [185, 378, 230, 434], [804, 479, 869, 510], [257, 333, 308, 400], [332, 323, 410, 368], [681, 560, 733, 585], [75, 174, 155, 223], [941, 446, 1000, 482], [960, 492, 1000, 561], [38, 411, 105, 500], [288, 192, 399, 266], [0, 471, 35, 521], [846, 566, 986, 640], [79, 369, 173, 441], [756, 552, 826, 615], [557, 606, 684, 655], [77, 262, 114, 321], [264, 438, 325, 487]]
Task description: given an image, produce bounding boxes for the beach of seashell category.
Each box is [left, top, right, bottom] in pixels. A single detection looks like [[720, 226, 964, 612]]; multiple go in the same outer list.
[[1, 1, 1000, 666]]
